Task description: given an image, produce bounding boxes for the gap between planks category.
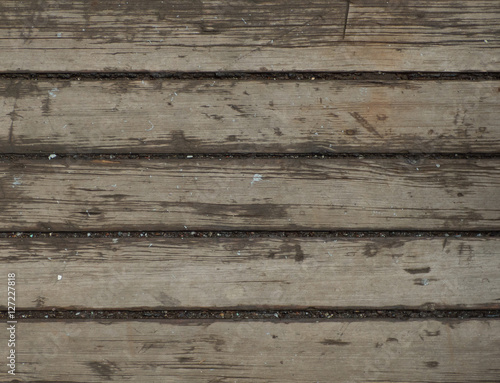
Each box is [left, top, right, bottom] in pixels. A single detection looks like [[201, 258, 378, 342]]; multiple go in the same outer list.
[[1, 231, 497, 238], [2, 72, 500, 80], [3, 309, 500, 321]]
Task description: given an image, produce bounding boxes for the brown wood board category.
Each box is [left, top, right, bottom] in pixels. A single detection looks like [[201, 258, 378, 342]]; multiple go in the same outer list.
[[1, 1, 499, 72], [2, 79, 499, 154], [4, 319, 499, 382], [1, 157, 499, 231], [0, 237, 498, 310]]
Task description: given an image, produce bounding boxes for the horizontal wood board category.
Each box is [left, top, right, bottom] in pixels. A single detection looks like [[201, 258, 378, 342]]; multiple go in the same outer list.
[[0, 237, 498, 310], [2, 79, 500, 154], [3, 319, 499, 382], [1, 1, 499, 72], [1, 158, 499, 231]]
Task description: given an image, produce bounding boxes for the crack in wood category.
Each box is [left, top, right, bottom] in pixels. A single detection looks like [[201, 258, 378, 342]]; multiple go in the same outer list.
[[343, 0, 350, 40]]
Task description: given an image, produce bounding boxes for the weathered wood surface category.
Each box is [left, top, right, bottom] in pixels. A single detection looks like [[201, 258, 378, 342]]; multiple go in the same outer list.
[[5, 319, 499, 382], [1, 1, 499, 72], [1, 237, 498, 310], [1, 158, 499, 231], [2, 79, 499, 154]]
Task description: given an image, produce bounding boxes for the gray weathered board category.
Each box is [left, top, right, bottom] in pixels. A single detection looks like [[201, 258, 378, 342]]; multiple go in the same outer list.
[[4, 319, 499, 382], [0, 237, 498, 310], [2, 79, 499, 154], [0, 0, 499, 72], [1, 158, 499, 231]]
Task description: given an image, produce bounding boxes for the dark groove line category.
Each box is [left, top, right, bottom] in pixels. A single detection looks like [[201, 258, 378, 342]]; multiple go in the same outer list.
[[1, 71, 500, 81], [1, 309, 499, 321], [1, 153, 500, 161], [342, 0, 350, 40], [1, 231, 497, 239]]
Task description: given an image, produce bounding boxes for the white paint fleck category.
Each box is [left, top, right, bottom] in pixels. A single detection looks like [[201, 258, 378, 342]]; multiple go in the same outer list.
[[56, 32, 62, 38], [48, 88, 59, 98], [186, 155, 193, 158], [436, 164, 440, 168], [421, 278, 429, 286], [57, 275, 62, 281], [241, 18, 247, 24], [112, 238, 119, 244], [12, 176, 22, 187], [146, 120, 154, 131], [48, 154, 57, 160], [251, 173, 263, 185]]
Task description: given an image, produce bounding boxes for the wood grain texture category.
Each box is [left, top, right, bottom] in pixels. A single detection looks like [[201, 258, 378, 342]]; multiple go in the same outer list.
[[5, 319, 499, 382], [2, 79, 499, 154], [1, 158, 499, 231], [0, 237, 498, 310], [0, 0, 499, 72]]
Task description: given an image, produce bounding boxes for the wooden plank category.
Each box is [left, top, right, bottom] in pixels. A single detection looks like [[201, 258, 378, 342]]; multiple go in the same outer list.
[[0, 1, 499, 72], [1, 158, 499, 231], [1, 237, 498, 310], [5, 319, 499, 382], [2, 79, 499, 154]]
